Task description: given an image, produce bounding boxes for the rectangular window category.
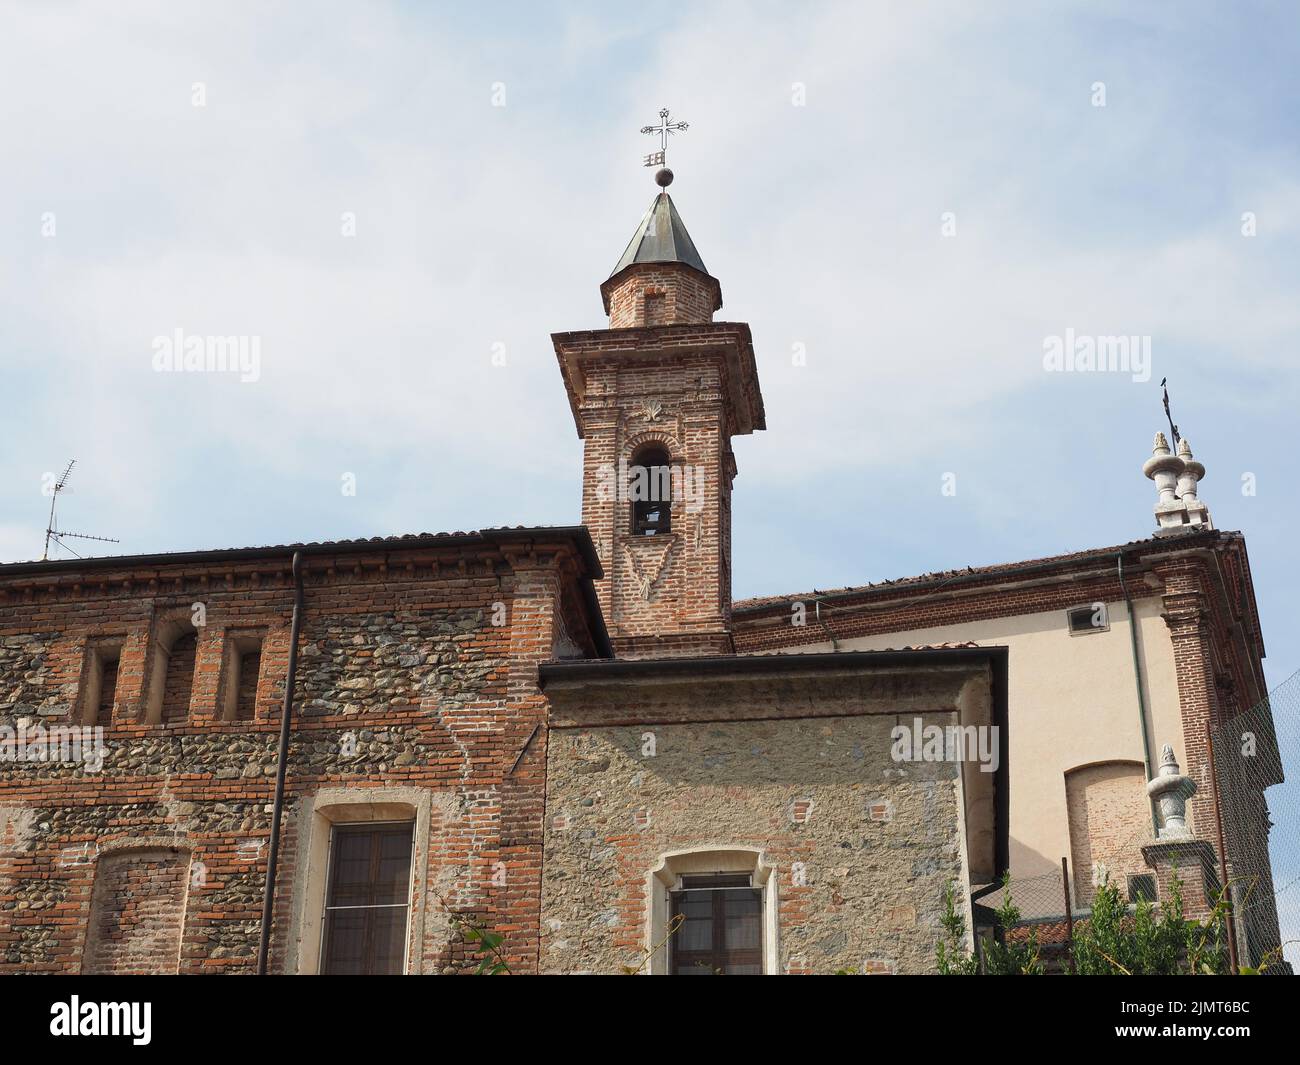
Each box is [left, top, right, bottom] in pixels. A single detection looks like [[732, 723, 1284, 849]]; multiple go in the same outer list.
[[320, 822, 414, 975], [1128, 873, 1158, 904], [669, 873, 762, 975], [97, 655, 119, 725], [221, 632, 264, 721], [82, 641, 123, 726], [1067, 603, 1108, 635]]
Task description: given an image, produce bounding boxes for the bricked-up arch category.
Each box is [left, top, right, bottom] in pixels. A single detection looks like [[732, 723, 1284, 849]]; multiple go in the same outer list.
[[1065, 760, 1149, 905], [145, 616, 199, 724], [83, 847, 190, 974]]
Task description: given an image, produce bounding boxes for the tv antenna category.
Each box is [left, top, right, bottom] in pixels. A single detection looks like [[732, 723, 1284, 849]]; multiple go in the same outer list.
[[42, 459, 120, 561]]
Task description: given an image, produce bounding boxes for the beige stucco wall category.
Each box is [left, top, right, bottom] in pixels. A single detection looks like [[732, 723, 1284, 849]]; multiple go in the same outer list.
[[748, 595, 1184, 894]]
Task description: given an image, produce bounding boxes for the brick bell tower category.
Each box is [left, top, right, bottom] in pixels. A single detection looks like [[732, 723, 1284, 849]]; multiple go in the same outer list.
[[553, 161, 765, 659]]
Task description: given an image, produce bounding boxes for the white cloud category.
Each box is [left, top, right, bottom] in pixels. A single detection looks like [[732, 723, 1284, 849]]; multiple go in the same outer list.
[[2, 1, 1298, 690]]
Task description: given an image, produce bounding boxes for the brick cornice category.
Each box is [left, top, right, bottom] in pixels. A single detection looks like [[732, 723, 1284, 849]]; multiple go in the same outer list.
[[553, 321, 764, 438]]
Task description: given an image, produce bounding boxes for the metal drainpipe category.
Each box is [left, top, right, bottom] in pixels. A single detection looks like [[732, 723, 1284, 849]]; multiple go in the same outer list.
[[257, 550, 304, 975], [814, 599, 840, 651], [1118, 552, 1160, 834]]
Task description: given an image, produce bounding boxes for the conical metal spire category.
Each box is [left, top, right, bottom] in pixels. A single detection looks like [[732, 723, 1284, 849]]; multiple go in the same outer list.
[[608, 191, 710, 278]]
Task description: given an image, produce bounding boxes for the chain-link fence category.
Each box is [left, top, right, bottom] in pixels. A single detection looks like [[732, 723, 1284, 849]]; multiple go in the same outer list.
[[1210, 668, 1300, 974], [973, 869, 1079, 972]]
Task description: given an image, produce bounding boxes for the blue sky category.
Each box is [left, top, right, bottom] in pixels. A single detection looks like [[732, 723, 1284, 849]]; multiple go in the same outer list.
[[1, 0, 1297, 690]]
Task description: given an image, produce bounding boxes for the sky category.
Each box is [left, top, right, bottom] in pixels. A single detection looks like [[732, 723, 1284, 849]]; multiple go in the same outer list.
[[3, 0, 1299, 974], [1, 0, 1298, 697]]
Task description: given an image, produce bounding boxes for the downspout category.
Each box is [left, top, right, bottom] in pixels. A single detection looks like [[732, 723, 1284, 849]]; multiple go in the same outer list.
[[1118, 551, 1160, 834], [257, 550, 304, 974]]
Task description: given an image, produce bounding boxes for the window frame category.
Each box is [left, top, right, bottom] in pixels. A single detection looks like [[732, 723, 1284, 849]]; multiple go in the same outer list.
[[1066, 602, 1110, 636], [80, 638, 124, 726], [647, 848, 777, 975], [144, 616, 201, 724], [286, 789, 431, 975], [1127, 872, 1158, 904]]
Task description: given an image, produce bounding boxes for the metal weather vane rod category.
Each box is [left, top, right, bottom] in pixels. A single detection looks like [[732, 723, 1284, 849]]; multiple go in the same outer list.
[[640, 107, 688, 169], [1160, 377, 1180, 450]]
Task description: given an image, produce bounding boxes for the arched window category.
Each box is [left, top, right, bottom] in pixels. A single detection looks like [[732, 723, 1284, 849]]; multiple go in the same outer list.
[[630, 446, 673, 535]]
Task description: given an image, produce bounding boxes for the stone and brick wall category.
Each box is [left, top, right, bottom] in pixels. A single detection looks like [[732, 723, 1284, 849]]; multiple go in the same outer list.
[[0, 531, 603, 974], [542, 715, 964, 974], [732, 531, 1278, 942], [539, 654, 998, 974]]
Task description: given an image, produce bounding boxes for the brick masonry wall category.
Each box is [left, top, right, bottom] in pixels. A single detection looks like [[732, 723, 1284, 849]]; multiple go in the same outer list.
[[1064, 761, 1149, 905], [0, 539, 598, 974], [603, 263, 720, 329], [557, 318, 763, 658], [577, 350, 732, 649], [83, 847, 189, 974]]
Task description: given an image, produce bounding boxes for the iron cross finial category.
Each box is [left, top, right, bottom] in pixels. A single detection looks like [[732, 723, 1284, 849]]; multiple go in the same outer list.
[[640, 107, 688, 170], [1161, 377, 1181, 450]]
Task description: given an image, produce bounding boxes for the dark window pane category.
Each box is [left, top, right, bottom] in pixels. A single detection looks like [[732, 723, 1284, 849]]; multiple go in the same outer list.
[[631, 448, 673, 535], [321, 823, 414, 975], [670, 876, 763, 975], [321, 909, 367, 974], [366, 908, 410, 975]]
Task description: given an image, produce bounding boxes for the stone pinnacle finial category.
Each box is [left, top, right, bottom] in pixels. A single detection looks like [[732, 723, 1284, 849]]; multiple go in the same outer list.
[[1147, 743, 1196, 838], [1177, 439, 1206, 489], [1143, 431, 1212, 535]]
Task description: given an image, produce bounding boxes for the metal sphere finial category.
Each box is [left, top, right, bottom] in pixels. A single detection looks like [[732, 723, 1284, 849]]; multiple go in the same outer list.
[[655, 167, 674, 188]]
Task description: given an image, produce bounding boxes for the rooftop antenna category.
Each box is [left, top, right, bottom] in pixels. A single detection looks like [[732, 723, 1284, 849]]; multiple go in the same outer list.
[[42, 459, 120, 561], [1160, 377, 1181, 451]]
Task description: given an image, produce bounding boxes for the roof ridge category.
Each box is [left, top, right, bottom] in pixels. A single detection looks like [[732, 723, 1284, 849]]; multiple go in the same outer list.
[[732, 529, 1230, 611]]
